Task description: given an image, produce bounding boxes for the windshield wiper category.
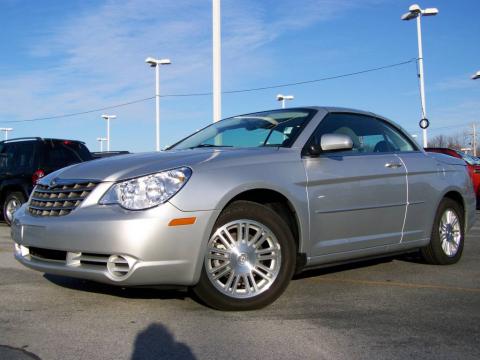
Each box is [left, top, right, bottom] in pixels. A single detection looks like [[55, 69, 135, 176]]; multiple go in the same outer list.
[[190, 144, 233, 149]]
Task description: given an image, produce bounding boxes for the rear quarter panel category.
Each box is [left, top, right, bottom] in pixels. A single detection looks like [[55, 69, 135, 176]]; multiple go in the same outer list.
[[424, 153, 475, 232]]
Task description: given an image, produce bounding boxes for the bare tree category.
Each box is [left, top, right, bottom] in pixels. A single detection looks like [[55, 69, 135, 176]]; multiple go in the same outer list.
[[429, 134, 447, 147], [429, 133, 466, 151]]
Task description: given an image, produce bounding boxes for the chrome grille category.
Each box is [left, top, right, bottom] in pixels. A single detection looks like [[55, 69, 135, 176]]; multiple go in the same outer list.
[[28, 181, 98, 216]]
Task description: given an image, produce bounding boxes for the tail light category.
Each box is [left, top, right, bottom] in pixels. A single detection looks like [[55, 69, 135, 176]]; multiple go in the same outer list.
[[32, 169, 45, 185]]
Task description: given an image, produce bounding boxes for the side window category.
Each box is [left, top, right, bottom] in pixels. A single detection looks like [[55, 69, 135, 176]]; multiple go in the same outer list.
[[0, 144, 14, 170], [0, 142, 36, 171], [308, 113, 416, 154], [381, 124, 416, 152]]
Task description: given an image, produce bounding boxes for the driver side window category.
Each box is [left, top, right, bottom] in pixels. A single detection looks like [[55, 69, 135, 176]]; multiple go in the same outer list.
[[309, 113, 416, 154]]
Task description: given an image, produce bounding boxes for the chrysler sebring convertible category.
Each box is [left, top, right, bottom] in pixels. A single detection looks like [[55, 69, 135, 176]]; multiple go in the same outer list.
[[11, 107, 475, 310]]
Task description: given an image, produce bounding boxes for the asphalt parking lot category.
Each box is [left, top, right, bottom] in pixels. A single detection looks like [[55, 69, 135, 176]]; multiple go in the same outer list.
[[1, 217, 479, 360]]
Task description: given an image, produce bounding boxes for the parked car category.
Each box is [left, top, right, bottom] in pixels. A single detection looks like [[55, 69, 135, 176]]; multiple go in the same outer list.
[[0, 137, 93, 225], [425, 147, 480, 208], [91, 151, 130, 159], [11, 107, 475, 310]]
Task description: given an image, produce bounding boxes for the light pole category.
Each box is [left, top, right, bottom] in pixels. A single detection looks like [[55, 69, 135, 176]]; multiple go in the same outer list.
[[145, 57, 171, 151], [402, 4, 438, 148], [96, 137, 107, 152], [276, 94, 294, 109], [212, 0, 222, 123], [101, 114, 116, 152], [472, 71, 480, 80], [0, 128, 13, 140]]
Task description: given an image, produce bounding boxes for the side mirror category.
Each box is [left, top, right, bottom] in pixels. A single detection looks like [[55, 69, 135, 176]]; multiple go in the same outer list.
[[306, 133, 354, 157], [320, 134, 353, 152]]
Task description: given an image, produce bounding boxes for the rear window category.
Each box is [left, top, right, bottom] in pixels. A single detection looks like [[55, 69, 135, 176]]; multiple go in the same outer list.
[[0, 141, 37, 172], [44, 141, 92, 168]]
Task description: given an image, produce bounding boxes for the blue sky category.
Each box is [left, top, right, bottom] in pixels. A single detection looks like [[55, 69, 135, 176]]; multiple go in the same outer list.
[[0, 0, 479, 152]]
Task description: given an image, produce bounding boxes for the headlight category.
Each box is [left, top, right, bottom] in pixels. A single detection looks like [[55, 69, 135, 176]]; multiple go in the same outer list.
[[99, 167, 192, 210]]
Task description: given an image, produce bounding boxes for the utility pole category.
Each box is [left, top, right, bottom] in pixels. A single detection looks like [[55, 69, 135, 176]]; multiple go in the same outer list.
[[473, 74, 479, 155], [473, 123, 477, 156]]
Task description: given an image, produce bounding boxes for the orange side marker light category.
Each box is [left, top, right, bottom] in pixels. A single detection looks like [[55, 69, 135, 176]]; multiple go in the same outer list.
[[168, 217, 197, 226]]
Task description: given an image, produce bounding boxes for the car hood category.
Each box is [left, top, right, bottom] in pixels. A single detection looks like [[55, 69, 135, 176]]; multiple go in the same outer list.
[[42, 148, 280, 183]]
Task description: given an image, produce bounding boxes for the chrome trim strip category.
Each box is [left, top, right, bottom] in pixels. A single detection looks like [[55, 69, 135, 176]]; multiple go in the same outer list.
[[315, 202, 407, 214]]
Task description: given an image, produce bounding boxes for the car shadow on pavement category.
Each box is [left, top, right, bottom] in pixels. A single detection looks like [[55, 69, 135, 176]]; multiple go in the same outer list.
[[293, 256, 396, 280], [131, 323, 196, 360], [293, 251, 425, 280], [43, 274, 188, 300], [394, 251, 426, 264]]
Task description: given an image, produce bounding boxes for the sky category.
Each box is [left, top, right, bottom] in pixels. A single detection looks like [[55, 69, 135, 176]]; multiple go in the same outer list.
[[0, 0, 479, 152]]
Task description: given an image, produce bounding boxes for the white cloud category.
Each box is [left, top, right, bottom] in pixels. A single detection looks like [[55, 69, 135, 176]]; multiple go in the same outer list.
[[0, 0, 386, 150], [430, 74, 478, 92]]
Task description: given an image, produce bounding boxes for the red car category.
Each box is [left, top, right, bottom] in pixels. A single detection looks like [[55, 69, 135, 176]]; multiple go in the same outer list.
[[425, 147, 480, 207]]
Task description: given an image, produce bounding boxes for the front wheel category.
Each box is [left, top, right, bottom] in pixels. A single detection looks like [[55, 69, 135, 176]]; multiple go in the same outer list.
[[3, 192, 26, 226], [420, 198, 464, 265], [194, 200, 296, 310]]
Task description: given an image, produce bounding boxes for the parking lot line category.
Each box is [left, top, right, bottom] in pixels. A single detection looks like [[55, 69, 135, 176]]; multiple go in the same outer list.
[[313, 277, 480, 293]]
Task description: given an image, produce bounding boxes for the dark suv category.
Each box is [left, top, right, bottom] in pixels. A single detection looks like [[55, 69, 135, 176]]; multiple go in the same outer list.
[[0, 138, 93, 225]]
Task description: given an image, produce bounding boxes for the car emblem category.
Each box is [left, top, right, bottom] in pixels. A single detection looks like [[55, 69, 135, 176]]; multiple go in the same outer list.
[[49, 178, 57, 188]]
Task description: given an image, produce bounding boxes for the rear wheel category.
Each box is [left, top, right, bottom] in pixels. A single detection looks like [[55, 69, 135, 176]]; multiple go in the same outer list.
[[421, 198, 464, 265], [194, 200, 296, 310], [3, 192, 26, 226]]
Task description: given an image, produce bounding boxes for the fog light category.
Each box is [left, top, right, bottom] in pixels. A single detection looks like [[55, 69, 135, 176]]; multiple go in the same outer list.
[[14, 244, 29, 257], [106, 255, 132, 280]]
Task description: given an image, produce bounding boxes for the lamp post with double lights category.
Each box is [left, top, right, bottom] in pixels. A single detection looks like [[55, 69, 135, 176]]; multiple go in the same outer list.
[[0, 128, 13, 140], [97, 137, 107, 152], [276, 94, 294, 109], [145, 57, 171, 151], [402, 4, 439, 147], [101, 114, 116, 152]]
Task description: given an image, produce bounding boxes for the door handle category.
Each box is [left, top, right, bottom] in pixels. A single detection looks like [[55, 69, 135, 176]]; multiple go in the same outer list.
[[385, 162, 402, 169]]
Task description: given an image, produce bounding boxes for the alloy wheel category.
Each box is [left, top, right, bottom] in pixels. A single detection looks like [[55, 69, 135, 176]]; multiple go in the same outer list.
[[439, 209, 461, 257], [205, 219, 282, 299], [5, 198, 20, 223]]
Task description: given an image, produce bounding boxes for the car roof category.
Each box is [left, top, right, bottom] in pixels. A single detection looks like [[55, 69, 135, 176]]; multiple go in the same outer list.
[[236, 106, 381, 118], [0, 137, 86, 145], [273, 106, 404, 130], [299, 106, 381, 117]]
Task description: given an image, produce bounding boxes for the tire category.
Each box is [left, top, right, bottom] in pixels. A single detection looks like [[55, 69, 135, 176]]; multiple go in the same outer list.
[[420, 198, 464, 265], [3, 192, 26, 226], [193, 200, 296, 311]]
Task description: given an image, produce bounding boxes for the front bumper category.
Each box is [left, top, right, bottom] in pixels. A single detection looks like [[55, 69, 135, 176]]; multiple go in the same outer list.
[[11, 200, 220, 286]]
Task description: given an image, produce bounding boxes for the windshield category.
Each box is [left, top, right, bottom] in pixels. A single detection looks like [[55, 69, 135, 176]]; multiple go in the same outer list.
[[169, 109, 316, 150]]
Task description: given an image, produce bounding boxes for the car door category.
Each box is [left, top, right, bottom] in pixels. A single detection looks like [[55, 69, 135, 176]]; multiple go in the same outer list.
[[303, 113, 408, 256], [396, 151, 442, 243]]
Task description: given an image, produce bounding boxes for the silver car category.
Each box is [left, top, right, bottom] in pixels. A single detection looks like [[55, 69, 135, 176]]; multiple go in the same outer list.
[[11, 107, 476, 310]]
